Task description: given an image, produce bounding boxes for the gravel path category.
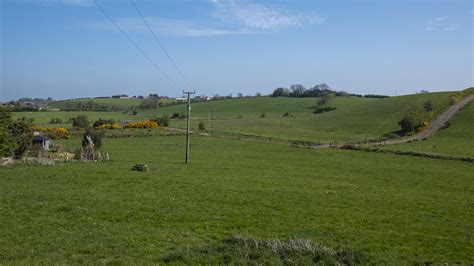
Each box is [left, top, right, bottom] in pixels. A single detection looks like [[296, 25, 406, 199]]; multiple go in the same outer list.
[[387, 94, 474, 145]]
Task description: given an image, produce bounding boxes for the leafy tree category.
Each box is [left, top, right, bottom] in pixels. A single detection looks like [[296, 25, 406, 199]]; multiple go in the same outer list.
[[82, 129, 104, 149], [0, 107, 13, 157], [289, 84, 306, 97], [72, 115, 89, 128], [8, 118, 33, 159], [140, 95, 159, 109], [318, 92, 335, 106], [198, 121, 205, 131], [399, 112, 424, 133], [272, 87, 290, 97]]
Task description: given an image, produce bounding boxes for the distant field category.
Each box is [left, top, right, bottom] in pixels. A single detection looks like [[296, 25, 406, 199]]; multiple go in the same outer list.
[[13, 111, 152, 127], [154, 92, 454, 142], [13, 92, 456, 142], [48, 98, 177, 110], [1, 135, 473, 264], [48, 98, 145, 109], [383, 101, 474, 157]]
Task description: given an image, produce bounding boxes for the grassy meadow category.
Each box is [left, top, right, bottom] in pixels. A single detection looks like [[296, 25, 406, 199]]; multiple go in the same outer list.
[[47, 98, 145, 109], [154, 92, 454, 142], [1, 135, 473, 264], [12, 111, 151, 128], [14, 92, 455, 142]]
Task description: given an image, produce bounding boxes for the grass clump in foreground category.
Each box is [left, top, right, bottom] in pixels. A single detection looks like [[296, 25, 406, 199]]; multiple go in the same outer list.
[[162, 236, 366, 264]]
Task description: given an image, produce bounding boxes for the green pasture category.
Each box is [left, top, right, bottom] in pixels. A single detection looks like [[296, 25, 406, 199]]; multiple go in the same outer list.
[[1, 135, 473, 264], [12, 111, 152, 128], [48, 98, 145, 109], [153, 92, 454, 142]]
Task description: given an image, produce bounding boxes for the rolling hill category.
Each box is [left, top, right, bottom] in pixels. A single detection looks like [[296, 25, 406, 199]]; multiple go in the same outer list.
[[151, 92, 455, 142]]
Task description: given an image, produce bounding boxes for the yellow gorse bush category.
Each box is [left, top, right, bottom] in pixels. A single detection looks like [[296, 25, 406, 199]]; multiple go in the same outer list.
[[124, 121, 159, 129], [96, 123, 122, 130], [31, 125, 70, 139]]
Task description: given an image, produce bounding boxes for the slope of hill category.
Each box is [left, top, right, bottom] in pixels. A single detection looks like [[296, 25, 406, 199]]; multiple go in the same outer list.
[[384, 100, 474, 157], [48, 98, 146, 110], [152, 92, 455, 142]]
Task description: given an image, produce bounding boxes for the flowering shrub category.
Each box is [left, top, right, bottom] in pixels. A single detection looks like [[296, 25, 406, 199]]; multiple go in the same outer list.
[[124, 121, 159, 129], [31, 124, 44, 132], [31, 125, 70, 139], [96, 123, 122, 130]]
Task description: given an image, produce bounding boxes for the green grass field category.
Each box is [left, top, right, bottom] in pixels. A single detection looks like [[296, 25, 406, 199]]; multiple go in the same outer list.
[[12, 111, 152, 128], [14, 92, 455, 142], [48, 98, 146, 109], [152, 92, 454, 142], [383, 101, 474, 157], [1, 135, 473, 264]]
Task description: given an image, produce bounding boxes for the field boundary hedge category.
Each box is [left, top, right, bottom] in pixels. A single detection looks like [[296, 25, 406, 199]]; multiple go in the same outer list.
[[340, 144, 474, 163]]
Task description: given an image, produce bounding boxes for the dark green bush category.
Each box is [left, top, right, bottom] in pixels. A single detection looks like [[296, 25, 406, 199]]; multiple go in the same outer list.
[[72, 115, 89, 129], [198, 121, 205, 131], [398, 112, 424, 133], [314, 106, 336, 114]]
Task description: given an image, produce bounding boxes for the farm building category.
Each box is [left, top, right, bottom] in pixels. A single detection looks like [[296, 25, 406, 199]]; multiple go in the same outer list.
[[32, 136, 50, 151]]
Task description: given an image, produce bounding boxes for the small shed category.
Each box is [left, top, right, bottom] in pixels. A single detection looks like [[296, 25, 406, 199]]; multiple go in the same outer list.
[[32, 136, 50, 151]]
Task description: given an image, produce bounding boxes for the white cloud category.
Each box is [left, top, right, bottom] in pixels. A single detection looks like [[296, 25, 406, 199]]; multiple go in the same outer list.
[[211, 0, 326, 31], [87, 17, 255, 37], [84, 0, 325, 37], [426, 16, 459, 31]]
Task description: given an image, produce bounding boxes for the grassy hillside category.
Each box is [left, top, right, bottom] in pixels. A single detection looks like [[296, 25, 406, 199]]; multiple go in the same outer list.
[[12, 111, 149, 128], [1, 136, 473, 264], [384, 101, 474, 157], [48, 98, 146, 109], [152, 92, 454, 142]]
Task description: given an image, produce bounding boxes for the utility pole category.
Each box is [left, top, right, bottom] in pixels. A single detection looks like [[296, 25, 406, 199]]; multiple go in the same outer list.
[[183, 90, 195, 164]]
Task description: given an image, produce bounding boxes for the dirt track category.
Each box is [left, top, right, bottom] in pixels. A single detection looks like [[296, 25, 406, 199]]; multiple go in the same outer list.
[[388, 94, 474, 145]]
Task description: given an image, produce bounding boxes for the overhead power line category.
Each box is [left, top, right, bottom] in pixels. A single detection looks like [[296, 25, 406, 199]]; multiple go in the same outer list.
[[130, 0, 194, 91], [92, 0, 177, 87]]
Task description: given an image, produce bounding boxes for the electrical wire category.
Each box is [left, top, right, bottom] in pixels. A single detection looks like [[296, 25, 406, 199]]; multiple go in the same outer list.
[[92, 0, 177, 88], [130, 0, 194, 91]]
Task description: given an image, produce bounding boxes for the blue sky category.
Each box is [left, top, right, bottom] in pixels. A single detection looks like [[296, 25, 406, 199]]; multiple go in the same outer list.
[[1, 0, 473, 101]]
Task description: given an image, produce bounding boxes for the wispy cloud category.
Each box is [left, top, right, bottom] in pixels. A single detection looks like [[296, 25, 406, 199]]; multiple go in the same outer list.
[[426, 16, 459, 31], [85, 0, 325, 37], [210, 0, 326, 31], [86, 17, 255, 37]]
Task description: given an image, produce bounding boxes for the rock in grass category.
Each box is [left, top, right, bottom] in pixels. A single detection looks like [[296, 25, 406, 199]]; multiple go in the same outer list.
[[132, 164, 149, 172]]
